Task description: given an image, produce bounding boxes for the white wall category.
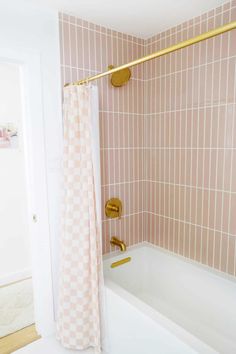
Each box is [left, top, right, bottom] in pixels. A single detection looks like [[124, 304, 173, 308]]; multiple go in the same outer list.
[[0, 63, 31, 283], [0, 0, 63, 335]]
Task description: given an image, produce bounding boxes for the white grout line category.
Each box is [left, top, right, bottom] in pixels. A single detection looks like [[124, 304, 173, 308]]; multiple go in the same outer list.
[[102, 212, 143, 223], [183, 20, 189, 258], [178, 24, 183, 256], [101, 146, 236, 150], [154, 50, 158, 247], [145, 5, 236, 46], [68, 15, 72, 82], [116, 30, 122, 245], [219, 16, 231, 271], [61, 16, 66, 90], [146, 54, 236, 82], [213, 9, 222, 269], [165, 33, 170, 251], [206, 10, 215, 267], [173, 32, 177, 253], [227, 6, 236, 276], [200, 19, 208, 264], [148, 212, 236, 238], [60, 18, 145, 46], [193, 17, 202, 261], [145, 101, 236, 115]]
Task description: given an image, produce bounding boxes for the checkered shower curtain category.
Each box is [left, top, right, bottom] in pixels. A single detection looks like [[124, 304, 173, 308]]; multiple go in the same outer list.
[[57, 84, 103, 353]]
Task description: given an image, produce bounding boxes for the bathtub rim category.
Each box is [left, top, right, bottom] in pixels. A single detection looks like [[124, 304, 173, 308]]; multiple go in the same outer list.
[[103, 241, 236, 285]]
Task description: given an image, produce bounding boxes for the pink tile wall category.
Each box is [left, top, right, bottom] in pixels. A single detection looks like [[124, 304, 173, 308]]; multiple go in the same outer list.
[[59, 13, 145, 254], [145, 0, 236, 276], [59, 0, 236, 277]]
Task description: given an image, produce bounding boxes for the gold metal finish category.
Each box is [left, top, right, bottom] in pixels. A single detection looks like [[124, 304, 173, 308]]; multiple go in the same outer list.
[[105, 198, 122, 218], [111, 257, 131, 268], [65, 21, 236, 87], [108, 64, 131, 87], [110, 236, 127, 252]]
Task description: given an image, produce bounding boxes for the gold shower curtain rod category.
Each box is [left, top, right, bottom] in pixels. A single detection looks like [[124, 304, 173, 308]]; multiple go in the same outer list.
[[65, 21, 236, 87]]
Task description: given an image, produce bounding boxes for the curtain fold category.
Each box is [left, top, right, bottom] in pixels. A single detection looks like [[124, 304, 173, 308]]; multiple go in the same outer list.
[[57, 84, 103, 353]]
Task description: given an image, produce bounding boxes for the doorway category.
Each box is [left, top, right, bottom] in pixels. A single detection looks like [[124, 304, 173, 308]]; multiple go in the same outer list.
[[0, 62, 34, 339], [0, 49, 56, 348]]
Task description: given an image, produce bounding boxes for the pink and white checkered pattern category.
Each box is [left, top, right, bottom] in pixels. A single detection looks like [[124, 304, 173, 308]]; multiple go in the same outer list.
[[57, 85, 103, 353]]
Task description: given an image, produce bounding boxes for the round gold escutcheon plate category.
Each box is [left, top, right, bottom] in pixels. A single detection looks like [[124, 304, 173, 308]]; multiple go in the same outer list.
[[108, 65, 131, 87], [105, 198, 122, 218]]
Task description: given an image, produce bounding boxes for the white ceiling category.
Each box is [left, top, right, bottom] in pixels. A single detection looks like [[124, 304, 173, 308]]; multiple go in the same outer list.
[[33, 0, 227, 38]]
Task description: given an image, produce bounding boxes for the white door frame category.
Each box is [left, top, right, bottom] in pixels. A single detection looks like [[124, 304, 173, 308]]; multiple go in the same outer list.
[[0, 48, 55, 336]]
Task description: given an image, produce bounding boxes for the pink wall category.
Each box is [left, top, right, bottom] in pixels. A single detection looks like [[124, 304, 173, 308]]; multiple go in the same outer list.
[[144, 0, 236, 276], [59, 0, 236, 276], [59, 13, 145, 254]]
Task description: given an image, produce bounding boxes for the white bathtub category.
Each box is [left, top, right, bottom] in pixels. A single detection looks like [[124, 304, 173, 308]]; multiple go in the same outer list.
[[104, 242, 236, 354]]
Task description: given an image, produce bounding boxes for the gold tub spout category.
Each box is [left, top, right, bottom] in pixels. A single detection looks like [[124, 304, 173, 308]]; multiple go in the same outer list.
[[110, 236, 126, 252]]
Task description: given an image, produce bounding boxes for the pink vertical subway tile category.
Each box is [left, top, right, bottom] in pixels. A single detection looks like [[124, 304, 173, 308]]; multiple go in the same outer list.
[[199, 67, 206, 105], [180, 150, 186, 185], [173, 220, 179, 254], [201, 228, 208, 266], [202, 190, 210, 227], [214, 231, 221, 270], [204, 108, 212, 147], [198, 109, 205, 147], [196, 189, 203, 226], [195, 226, 202, 262], [200, 40, 207, 66], [191, 150, 197, 186], [186, 70, 193, 107], [203, 150, 210, 189], [185, 150, 191, 186], [230, 6, 236, 21], [216, 150, 224, 190], [62, 21, 71, 66], [220, 61, 228, 104], [228, 61, 236, 104], [189, 188, 196, 224], [222, 193, 230, 233], [168, 218, 174, 252], [181, 71, 187, 108], [215, 14, 222, 28], [229, 194, 236, 235], [207, 229, 214, 268], [70, 24, 77, 67], [231, 152, 236, 192], [177, 221, 184, 256], [208, 191, 216, 230], [209, 150, 217, 189], [223, 150, 232, 191], [192, 68, 200, 108], [227, 236, 236, 275], [215, 192, 223, 231]]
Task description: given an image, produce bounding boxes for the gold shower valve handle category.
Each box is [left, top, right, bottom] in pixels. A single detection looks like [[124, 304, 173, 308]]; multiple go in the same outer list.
[[105, 198, 122, 218]]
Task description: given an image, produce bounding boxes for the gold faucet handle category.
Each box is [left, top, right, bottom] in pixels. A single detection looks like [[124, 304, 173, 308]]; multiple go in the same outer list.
[[105, 198, 122, 218]]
